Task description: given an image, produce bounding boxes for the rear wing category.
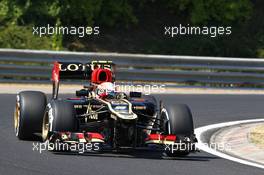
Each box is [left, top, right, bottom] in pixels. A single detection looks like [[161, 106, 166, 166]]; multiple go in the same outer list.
[[52, 61, 115, 81], [52, 61, 115, 98]]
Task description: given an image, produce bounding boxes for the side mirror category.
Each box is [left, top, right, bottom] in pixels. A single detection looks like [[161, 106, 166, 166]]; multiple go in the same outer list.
[[76, 89, 89, 97], [129, 91, 142, 98]]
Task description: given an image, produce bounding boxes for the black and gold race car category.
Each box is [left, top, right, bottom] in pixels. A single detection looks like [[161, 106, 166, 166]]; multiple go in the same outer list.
[[14, 61, 197, 156]]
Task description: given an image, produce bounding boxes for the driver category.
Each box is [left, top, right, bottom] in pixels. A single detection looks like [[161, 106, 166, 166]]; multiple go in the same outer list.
[[95, 82, 116, 99]]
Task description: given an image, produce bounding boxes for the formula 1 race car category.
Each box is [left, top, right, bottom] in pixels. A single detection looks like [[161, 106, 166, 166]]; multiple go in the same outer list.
[[14, 61, 197, 156]]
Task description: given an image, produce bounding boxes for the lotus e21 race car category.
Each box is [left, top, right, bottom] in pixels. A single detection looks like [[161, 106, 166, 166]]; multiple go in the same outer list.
[[14, 61, 197, 156]]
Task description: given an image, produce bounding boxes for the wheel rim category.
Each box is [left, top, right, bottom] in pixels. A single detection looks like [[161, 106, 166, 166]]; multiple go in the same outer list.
[[42, 112, 49, 141], [14, 101, 20, 136]]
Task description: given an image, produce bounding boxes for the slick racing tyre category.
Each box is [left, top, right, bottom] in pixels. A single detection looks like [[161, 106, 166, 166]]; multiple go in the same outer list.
[[42, 100, 77, 141], [14, 91, 47, 140], [161, 104, 194, 157]]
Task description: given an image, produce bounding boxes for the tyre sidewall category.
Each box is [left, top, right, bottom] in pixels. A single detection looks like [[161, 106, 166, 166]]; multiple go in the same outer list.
[[16, 91, 47, 140], [49, 100, 77, 132]]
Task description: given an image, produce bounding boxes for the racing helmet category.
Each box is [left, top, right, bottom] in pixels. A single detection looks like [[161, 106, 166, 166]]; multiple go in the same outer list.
[[95, 82, 116, 98], [91, 68, 113, 84]]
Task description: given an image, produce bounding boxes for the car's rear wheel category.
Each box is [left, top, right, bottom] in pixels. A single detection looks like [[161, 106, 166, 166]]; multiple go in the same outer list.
[[161, 104, 195, 157], [42, 100, 77, 141], [14, 91, 47, 140]]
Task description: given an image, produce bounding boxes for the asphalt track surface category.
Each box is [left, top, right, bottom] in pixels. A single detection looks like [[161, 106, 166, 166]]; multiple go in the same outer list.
[[0, 94, 264, 175]]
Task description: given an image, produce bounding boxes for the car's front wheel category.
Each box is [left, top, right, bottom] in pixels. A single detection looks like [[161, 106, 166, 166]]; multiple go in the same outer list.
[[161, 104, 195, 157], [42, 100, 77, 141], [14, 91, 47, 140]]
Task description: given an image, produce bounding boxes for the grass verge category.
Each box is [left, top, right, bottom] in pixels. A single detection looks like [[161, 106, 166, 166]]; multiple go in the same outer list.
[[250, 124, 264, 149]]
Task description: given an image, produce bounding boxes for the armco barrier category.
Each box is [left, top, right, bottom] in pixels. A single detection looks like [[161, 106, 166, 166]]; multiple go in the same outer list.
[[0, 49, 264, 85]]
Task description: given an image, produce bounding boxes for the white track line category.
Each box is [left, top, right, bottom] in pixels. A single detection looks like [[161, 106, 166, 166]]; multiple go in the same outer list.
[[195, 119, 264, 169]]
